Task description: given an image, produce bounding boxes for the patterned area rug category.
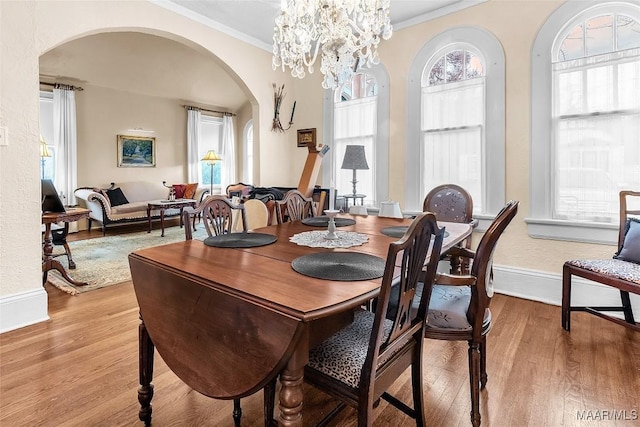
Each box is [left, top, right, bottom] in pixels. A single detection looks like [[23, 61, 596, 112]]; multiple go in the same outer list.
[[46, 226, 207, 295]]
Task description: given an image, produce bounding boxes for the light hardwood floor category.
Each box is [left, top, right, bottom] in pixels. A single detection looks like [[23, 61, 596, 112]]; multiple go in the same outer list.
[[2, 229, 639, 426]]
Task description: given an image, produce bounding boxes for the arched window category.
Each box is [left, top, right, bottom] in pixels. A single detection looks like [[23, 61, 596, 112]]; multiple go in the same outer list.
[[529, 1, 640, 243], [421, 44, 485, 213], [406, 28, 505, 227], [323, 66, 390, 209]]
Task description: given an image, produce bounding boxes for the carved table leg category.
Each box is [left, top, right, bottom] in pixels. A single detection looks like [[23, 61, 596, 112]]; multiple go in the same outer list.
[[277, 331, 308, 427], [160, 208, 166, 237], [138, 314, 155, 426]]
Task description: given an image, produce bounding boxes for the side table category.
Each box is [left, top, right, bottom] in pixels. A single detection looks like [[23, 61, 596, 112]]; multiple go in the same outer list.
[[147, 199, 197, 237], [42, 207, 90, 287], [340, 194, 366, 209]]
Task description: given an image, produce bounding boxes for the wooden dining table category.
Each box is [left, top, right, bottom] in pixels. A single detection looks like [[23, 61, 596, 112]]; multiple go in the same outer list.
[[128, 214, 472, 427]]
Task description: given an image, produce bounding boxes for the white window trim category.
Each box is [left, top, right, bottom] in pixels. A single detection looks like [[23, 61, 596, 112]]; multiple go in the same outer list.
[[322, 64, 390, 207], [243, 119, 253, 183], [406, 27, 506, 231], [528, 0, 640, 245]]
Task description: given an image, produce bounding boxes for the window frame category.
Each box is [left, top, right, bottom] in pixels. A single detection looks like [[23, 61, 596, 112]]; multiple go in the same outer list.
[[243, 119, 253, 184], [198, 114, 224, 193], [406, 27, 505, 230], [322, 64, 390, 210], [528, 0, 640, 244]]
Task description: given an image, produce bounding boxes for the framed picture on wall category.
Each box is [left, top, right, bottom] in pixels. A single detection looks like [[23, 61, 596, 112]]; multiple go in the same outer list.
[[297, 128, 316, 148], [117, 135, 156, 167]]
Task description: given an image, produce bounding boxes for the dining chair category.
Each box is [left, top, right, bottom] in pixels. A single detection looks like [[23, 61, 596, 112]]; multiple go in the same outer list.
[[423, 200, 518, 427], [423, 183, 478, 274], [182, 195, 247, 240], [562, 190, 640, 332], [273, 212, 444, 426], [275, 189, 316, 224]]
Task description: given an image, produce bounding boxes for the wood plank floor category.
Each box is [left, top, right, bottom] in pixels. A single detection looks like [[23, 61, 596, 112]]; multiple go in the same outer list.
[[2, 229, 639, 426]]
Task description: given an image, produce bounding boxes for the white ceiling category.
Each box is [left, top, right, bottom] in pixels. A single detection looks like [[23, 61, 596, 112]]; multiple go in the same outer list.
[[158, 0, 484, 51], [40, 1, 484, 110]]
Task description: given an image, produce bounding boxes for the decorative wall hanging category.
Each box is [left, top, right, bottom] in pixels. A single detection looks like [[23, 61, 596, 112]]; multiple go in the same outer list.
[[272, 83, 296, 132], [117, 135, 156, 167]]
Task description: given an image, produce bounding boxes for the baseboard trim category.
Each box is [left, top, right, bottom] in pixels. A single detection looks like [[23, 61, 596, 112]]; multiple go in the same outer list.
[[0, 288, 49, 334], [492, 264, 640, 316]]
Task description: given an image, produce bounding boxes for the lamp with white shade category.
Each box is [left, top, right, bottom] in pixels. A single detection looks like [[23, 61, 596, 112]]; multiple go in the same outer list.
[[40, 136, 51, 179], [201, 150, 222, 196]]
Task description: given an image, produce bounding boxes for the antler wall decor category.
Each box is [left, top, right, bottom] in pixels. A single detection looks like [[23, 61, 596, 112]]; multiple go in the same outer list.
[[272, 83, 296, 132]]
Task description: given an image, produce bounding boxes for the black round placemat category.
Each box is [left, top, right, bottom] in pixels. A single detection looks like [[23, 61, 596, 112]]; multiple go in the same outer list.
[[204, 232, 277, 248], [380, 226, 450, 239], [291, 252, 385, 281], [301, 216, 356, 227]]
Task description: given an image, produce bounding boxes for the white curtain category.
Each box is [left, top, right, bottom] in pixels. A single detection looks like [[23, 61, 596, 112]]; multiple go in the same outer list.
[[553, 48, 640, 222], [187, 108, 201, 183], [421, 77, 484, 211], [333, 96, 377, 205], [221, 115, 236, 192], [53, 87, 78, 207]]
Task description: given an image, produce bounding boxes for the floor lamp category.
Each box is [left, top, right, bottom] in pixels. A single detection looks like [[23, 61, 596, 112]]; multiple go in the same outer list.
[[40, 136, 51, 179], [201, 150, 222, 196]]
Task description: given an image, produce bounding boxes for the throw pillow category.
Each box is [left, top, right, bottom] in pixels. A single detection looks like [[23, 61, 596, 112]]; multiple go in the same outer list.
[[172, 184, 187, 199], [184, 183, 198, 199], [105, 187, 129, 207], [614, 218, 640, 264]]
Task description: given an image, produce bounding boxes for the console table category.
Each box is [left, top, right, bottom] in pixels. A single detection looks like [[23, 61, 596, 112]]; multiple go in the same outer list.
[[147, 199, 197, 237], [42, 208, 90, 287]]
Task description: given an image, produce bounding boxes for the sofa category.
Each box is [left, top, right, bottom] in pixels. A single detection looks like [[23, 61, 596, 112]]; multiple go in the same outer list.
[[74, 181, 209, 234]]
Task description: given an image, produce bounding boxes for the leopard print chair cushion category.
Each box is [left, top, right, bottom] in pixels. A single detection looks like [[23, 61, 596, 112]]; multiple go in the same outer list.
[[566, 259, 640, 285], [307, 310, 393, 389]]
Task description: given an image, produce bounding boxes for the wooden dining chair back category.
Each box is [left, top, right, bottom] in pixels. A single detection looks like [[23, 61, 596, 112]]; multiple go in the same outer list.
[[424, 200, 518, 427], [562, 190, 640, 332], [275, 189, 316, 224], [182, 195, 247, 240], [300, 212, 445, 426], [423, 183, 478, 273]]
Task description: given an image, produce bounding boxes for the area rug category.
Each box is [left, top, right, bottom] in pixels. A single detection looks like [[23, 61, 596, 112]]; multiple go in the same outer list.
[[46, 226, 207, 295]]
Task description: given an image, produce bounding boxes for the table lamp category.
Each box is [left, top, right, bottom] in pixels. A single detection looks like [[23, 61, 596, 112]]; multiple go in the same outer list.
[[341, 145, 369, 197], [201, 150, 222, 195], [40, 135, 51, 179]]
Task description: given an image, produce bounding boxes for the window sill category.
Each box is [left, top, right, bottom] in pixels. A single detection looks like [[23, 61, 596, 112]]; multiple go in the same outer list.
[[525, 217, 618, 245]]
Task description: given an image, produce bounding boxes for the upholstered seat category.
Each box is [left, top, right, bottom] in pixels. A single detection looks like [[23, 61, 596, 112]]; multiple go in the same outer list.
[[565, 259, 640, 285], [308, 311, 394, 389]]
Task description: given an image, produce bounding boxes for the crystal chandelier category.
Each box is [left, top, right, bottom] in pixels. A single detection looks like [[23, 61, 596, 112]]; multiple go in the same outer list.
[[272, 0, 392, 89]]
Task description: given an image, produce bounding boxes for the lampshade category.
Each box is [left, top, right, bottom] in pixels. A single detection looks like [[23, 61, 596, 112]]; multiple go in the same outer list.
[[341, 145, 369, 170], [40, 136, 51, 158], [201, 150, 222, 163]]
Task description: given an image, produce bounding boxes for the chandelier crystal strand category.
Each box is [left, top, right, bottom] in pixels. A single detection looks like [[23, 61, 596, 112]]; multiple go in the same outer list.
[[273, 0, 392, 89]]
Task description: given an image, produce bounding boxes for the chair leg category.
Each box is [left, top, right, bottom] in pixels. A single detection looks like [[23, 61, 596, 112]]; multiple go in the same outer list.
[[263, 378, 277, 427], [620, 290, 636, 325], [232, 398, 241, 427], [479, 336, 487, 389], [561, 265, 572, 331], [468, 342, 481, 427], [411, 351, 426, 427]]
